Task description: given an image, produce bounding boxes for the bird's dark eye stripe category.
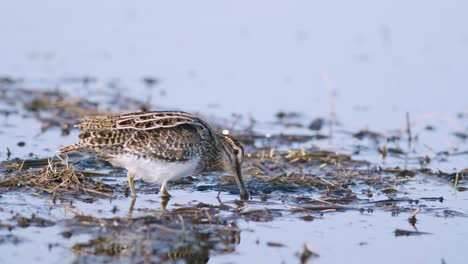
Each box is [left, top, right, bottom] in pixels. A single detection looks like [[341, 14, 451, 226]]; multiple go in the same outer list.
[[233, 149, 239, 155]]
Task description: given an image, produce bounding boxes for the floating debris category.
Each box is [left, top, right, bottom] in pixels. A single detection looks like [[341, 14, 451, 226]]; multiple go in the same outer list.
[[298, 243, 320, 263], [394, 229, 431, 237], [14, 214, 55, 228]]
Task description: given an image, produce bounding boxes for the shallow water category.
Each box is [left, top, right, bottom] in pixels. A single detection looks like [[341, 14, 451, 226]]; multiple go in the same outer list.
[[1, 174, 467, 263], [1, 78, 467, 264]]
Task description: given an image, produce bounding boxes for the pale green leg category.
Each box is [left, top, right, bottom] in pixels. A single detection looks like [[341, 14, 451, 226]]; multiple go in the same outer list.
[[128, 196, 136, 218], [127, 172, 137, 197], [160, 180, 171, 197], [160, 196, 169, 211]]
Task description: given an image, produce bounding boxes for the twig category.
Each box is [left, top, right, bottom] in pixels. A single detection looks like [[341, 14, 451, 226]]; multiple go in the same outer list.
[[406, 112, 412, 147], [290, 205, 355, 212], [79, 186, 114, 198], [62, 205, 87, 216], [178, 214, 186, 235], [318, 176, 336, 187], [74, 170, 108, 176], [408, 208, 420, 221], [152, 223, 178, 233], [321, 72, 335, 142], [18, 160, 26, 171], [205, 210, 213, 222], [311, 198, 338, 205], [299, 242, 320, 263], [454, 172, 460, 189]]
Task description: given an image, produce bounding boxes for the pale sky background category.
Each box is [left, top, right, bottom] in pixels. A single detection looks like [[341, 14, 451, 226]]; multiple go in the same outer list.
[[1, 0, 467, 129]]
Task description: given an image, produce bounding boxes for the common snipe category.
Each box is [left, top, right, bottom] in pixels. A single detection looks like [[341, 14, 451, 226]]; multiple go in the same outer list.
[[60, 111, 249, 199]]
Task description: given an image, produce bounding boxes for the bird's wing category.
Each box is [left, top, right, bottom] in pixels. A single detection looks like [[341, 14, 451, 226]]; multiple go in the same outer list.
[[61, 111, 216, 160], [117, 111, 218, 141], [77, 111, 216, 140], [122, 124, 203, 161]]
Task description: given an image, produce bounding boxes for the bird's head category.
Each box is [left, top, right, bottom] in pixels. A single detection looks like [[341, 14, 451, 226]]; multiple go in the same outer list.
[[219, 134, 249, 199]]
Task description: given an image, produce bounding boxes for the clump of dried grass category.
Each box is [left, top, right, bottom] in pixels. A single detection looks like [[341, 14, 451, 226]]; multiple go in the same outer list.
[[239, 148, 367, 186], [0, 156, 113, 197]]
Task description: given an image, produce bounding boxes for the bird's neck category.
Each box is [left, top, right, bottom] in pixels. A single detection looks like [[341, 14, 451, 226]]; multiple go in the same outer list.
[[199, 139, 225, 172]]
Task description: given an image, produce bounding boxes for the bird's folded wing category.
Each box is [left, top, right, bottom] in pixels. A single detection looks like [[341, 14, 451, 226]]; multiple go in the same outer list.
[[122, 125, 203, 162]]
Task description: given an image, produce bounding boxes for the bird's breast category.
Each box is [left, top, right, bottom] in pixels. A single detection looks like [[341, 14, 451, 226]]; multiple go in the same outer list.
[[110, 154, 201, 183]]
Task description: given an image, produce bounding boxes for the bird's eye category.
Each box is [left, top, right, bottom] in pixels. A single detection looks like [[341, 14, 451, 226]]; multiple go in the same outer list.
[[233, 149, 239, 155]]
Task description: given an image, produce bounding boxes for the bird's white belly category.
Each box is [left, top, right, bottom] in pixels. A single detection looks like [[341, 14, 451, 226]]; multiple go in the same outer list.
[[110, 155, 200, 183]]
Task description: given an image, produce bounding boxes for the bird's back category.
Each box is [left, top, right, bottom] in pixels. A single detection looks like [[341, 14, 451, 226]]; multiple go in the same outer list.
[[60, 111, 219, 163]]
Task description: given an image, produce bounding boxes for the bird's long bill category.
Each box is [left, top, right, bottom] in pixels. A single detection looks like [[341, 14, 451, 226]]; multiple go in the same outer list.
[[234, 161, 249, 200]]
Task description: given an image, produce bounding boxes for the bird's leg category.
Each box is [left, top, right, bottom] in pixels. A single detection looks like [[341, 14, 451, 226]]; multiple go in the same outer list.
[[127, 172, 137, 197], [160, 196, 169, 211], [160, 180, 171, 198], [128, 196, 137, 217], [159, 180, 171, 211]]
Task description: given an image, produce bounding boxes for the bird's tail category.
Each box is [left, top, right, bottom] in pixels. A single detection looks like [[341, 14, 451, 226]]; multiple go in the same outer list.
[[59, 143, 82, 153]]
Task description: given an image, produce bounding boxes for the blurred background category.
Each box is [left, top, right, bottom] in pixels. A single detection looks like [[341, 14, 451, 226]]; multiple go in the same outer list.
[[1, 0, 467, 129]]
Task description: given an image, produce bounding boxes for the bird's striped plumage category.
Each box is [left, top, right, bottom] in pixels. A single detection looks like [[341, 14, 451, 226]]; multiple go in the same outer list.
[[60, 111, 249, 199]]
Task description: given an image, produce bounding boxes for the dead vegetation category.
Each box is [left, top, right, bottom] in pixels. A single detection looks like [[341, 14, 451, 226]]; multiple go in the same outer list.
[[0, 157, 113, 197], [0, 85, 148, 134]]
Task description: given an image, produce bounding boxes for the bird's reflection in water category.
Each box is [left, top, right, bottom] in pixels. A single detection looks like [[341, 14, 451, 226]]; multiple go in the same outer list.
[[71, 205, 241, 264], [127, 195, 173, 218]]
